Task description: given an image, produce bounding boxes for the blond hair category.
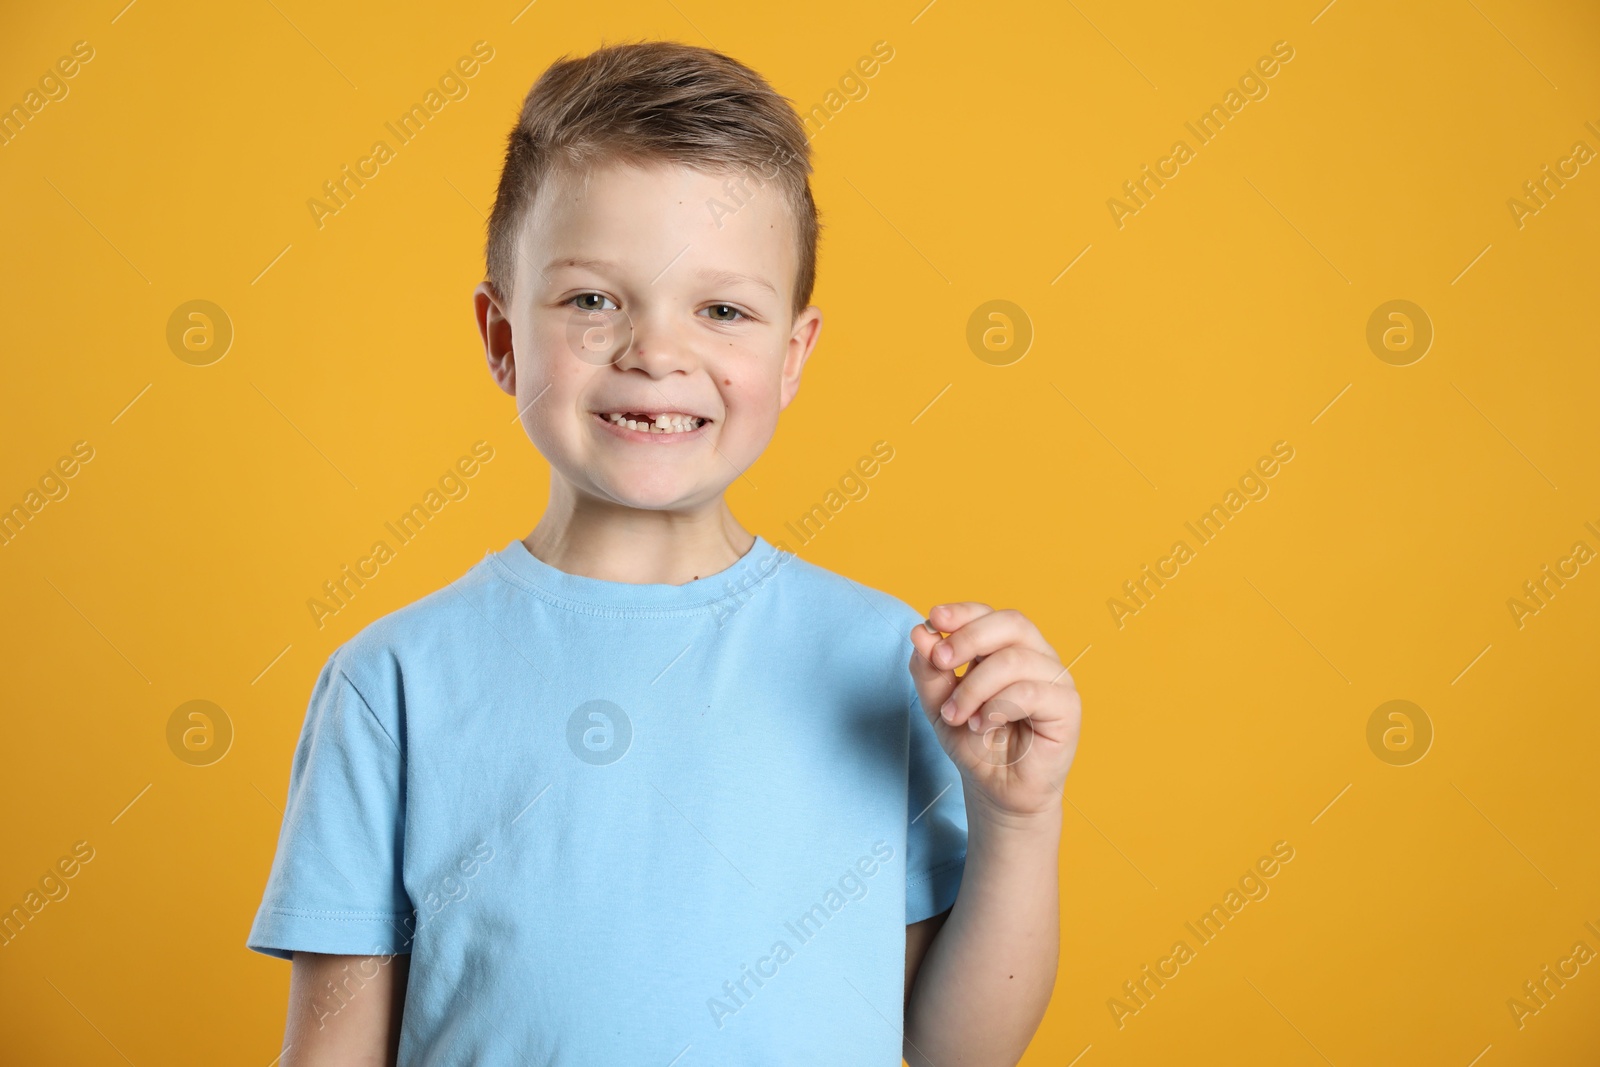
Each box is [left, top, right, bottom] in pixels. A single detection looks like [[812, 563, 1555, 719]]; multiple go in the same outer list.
[[485, 40, 820, 319]]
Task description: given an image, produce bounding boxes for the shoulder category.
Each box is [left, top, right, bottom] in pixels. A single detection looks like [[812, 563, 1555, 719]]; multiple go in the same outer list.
[[765, 547, 926, 661], [322, 547, 504, 704]]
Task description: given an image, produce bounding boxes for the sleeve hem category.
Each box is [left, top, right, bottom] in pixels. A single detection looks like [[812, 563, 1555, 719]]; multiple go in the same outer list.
[[906, 853, 966, 924], [247, 906, 415, 962]]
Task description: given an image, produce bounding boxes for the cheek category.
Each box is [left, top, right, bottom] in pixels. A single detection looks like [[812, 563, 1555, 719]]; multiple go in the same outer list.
[[722, 373, 785, 440], [525, 313, 573, 370], [705, 333, 769, 393], [521, 319, 595, 397], [514, 324, 596, 445]]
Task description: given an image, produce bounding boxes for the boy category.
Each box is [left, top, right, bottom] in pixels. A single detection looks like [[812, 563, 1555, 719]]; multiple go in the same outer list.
[[249, 39, 1081, 1066]]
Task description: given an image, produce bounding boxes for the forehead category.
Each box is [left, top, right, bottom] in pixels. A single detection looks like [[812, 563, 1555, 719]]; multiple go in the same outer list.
[[521, 158, 798, 297]]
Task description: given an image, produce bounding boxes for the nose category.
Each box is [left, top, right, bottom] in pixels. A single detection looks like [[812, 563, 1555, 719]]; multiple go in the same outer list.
[[613, 307, 696, 378]]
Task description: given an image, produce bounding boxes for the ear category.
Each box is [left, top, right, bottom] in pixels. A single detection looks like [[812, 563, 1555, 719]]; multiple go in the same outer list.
[[474, 280, 516, 397], [778, 305, 823, 412]]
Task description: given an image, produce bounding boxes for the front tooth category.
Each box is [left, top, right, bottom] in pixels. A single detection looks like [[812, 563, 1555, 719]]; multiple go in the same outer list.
[[605, 412, 702, 432]]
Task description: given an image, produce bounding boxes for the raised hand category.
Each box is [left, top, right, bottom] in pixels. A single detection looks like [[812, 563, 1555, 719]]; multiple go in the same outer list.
[[909, 602, 1082, 823]]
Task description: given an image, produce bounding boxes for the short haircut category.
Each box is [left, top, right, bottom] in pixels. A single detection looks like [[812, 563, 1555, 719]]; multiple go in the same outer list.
[[485, 40, 821, 320]]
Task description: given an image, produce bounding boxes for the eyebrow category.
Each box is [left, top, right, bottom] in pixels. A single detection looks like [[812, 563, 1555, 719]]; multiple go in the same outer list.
[[696, 268, 778, 298], [545, 257, 778, 298]]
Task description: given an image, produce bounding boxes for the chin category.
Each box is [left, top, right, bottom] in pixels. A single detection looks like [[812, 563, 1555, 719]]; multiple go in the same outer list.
[[596, 475, 708, 511]]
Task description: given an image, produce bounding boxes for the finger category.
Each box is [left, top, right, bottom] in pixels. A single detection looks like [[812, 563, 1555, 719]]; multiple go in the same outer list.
[[965, 680, 1083, 745], [967, 680, 1038, 726], [920, 602, 992, 682], [924, 602, 995, 640], [911, 619, 989, 685], [909, 624, 959, 722], [940, 646, 1073, 728], [927, 607, 1056, 674]]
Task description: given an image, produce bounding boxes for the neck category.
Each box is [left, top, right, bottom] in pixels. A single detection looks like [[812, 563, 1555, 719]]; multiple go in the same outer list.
[[523, 481, 754, 586]]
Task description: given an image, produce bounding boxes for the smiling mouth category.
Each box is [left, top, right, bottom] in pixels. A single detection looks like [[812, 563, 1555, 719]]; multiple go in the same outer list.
[[594, 411, 710, 434]]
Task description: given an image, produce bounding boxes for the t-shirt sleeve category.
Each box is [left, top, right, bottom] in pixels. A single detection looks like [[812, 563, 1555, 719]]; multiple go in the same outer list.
[[246, 649, 413, 961], [903, 666, 967, 924]]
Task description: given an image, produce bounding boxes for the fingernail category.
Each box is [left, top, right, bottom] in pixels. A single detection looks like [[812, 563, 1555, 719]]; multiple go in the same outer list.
[[932, 644, 951, 667], [940, 701, 956, 722], [967, 714, 981, 732], [923, 619, 939, 635]]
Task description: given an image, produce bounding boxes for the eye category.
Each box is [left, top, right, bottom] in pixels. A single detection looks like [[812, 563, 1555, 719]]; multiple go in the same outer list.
[[701, 303, 746, 323], [570, 292, 618, 312]]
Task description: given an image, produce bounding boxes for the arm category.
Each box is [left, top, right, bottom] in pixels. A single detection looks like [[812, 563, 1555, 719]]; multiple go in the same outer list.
[[904, 908, 949, 1013], [281, 951, 409, 1067], [903, 803, 1061, 1066], [904, 603, 1081, 1066]]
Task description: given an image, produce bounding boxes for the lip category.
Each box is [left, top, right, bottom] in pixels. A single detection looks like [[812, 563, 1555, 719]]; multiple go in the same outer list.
[[591, 411, 712, 444]]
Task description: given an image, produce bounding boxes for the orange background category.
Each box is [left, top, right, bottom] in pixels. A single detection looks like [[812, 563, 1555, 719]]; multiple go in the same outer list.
[[2, 0, 1598, 1063]]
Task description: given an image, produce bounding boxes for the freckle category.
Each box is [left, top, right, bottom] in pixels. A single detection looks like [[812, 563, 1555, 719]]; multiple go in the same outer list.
[[723, 378, 731, 384]]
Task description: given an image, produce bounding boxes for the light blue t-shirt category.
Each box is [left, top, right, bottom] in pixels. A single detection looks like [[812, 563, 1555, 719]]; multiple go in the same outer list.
[[247, 534, 968, 1065]]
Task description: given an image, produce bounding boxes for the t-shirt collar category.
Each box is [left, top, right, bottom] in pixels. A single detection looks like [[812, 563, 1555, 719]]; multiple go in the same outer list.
[[488, 534, 786, 614]]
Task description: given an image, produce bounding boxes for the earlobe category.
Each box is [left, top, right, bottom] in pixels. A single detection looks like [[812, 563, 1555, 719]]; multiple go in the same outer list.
[[492, 343, 516, 395]]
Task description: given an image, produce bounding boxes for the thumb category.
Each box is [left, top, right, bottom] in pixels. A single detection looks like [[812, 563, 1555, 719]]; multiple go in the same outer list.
[[908, 621, 959, 725]]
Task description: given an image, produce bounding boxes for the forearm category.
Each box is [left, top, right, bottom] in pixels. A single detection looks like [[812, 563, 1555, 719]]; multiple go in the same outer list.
[[904, 798, 1061, 1067], [283, 951, 408, 1066]]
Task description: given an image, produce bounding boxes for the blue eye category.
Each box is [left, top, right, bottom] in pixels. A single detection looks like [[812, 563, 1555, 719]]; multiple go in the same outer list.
[[571, 293, 618, 312], [703, 304, 745, 322]]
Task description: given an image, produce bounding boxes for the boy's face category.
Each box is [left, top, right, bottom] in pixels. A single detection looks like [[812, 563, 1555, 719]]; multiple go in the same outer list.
[[474, 160, 822, 515]]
